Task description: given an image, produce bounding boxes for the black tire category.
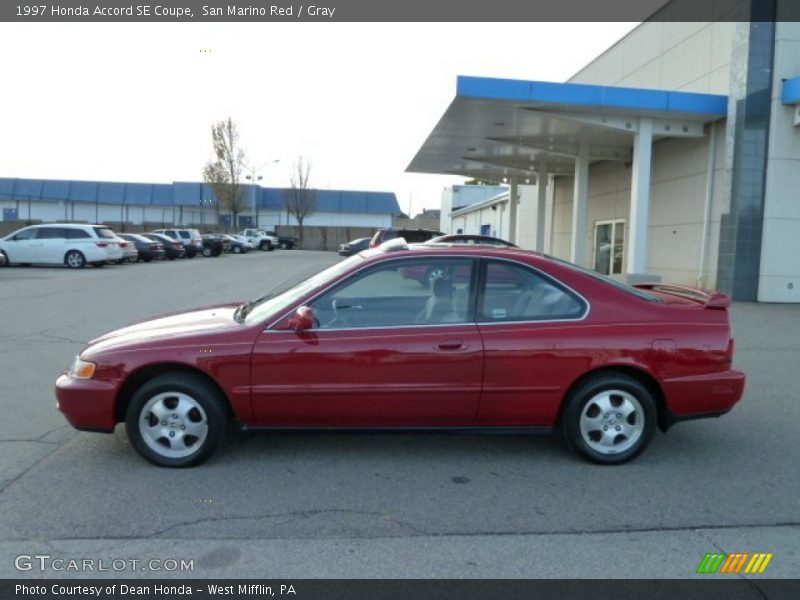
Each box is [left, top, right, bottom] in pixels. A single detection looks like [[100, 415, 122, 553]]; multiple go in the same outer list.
[[168, 256, 176, 261], [64, 250, 87, 269], [93, 262, 105, 268], [232, 245, 242, 254], [0, 251, 8, 267], [259, 240, 269, 251], [267, 243, 275, 251], [561, 373, 657, 465], [143, 257, 153, 263], [202, 246, 212, 257], [186, 248, 196, 258], [125, 372, 227, 468]]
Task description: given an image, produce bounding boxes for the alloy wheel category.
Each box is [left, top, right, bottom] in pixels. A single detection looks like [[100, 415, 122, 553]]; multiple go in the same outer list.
[[139, 392, 209, 459], [578, 389, 644, 455]]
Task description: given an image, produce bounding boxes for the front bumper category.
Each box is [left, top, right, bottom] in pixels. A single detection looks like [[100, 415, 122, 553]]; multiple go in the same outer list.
[[55, 374, 117, 432], [662, 369, 746, 419]]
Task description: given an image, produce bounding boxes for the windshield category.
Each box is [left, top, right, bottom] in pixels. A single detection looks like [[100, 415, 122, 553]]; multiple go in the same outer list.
[[547, 255, 662, 303], [242, 254, 365, 325]]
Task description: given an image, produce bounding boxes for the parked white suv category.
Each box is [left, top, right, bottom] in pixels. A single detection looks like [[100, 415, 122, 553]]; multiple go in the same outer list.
[[0, 223, 123, 269], [152, 228, 203, 258], [239, 228, 278, 251]]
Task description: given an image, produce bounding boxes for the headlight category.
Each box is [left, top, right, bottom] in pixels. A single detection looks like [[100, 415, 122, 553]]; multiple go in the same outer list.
[[68, 356, 96, 380]]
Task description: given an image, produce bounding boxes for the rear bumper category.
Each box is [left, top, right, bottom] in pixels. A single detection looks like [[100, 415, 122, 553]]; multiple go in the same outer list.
[[662, 369, 746, 421], [55, 374, 117, 432]]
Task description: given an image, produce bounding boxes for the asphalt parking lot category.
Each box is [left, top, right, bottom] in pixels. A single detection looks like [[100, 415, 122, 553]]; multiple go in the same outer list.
[[0, 251, 798, 579]]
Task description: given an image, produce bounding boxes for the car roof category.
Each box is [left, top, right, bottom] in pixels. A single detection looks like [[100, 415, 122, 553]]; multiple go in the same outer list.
[[367, 240, 545, 262], [26, 223, 106, 229]]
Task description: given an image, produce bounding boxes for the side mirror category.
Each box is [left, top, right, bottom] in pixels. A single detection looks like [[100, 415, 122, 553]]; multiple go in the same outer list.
[[288, 306, 315, 331]]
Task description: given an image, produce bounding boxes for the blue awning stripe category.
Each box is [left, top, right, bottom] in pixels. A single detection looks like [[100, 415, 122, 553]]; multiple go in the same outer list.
[[456, 75, 728, 116]]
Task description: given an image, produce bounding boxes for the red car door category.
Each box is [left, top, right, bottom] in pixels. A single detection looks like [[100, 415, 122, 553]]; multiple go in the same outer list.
[[250, 256, 483, 427], [475, 259, 589, 426]]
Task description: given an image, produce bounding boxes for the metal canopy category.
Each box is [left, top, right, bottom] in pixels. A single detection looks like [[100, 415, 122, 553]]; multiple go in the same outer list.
[[407, 76, 728, 182]]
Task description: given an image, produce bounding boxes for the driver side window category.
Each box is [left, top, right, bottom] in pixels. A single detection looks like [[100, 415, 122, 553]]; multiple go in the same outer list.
[[13, 228, 36, 241], [310, 258, 474, 329]]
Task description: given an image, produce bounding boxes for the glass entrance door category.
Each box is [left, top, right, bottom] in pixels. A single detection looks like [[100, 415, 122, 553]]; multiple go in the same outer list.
[[593, 220, 625, 276]]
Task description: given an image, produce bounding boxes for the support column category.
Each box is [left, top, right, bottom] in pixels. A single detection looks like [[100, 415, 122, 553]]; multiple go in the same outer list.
[[545, 174, 555, 254], [628, 117, 653, 276], [535, 159, 548, 252], [508, 176, 518, 244], [570, 143, 589, 265]]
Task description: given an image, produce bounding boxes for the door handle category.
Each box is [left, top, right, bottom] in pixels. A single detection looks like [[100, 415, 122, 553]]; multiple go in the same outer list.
[[437, 339, 465, 351]]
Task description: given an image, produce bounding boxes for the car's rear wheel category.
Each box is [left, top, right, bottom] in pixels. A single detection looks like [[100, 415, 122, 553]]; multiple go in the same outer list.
[[202, 246, 212, 257], [125, 373, 227, 467], [0, 251, 8, 267], [562, 373, 656, 465], [65, 250, 86, 269], [232, 245, 242, 254]]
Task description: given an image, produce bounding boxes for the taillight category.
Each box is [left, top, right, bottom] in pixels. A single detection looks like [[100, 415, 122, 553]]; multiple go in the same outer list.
[[119, 242, 128, 248], [96, 241, 109, 248]]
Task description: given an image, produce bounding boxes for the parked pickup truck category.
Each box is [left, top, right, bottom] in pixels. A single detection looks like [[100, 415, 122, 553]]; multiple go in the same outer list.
[[264, 230, 297, 249], [239, 229, 278, 251]]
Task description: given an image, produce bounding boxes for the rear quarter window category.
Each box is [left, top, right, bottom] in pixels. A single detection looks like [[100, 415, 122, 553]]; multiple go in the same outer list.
[[93, 227, 116, 239], [480, 261, 586, 322]]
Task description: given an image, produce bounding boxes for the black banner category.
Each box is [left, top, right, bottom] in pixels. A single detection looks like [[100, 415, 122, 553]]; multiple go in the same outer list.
[[2, 0, 800, 22], [3, 580, 800, 600]]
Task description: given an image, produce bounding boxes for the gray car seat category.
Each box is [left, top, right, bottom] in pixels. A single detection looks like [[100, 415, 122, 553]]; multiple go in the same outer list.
[[416, 277, 459, 324]]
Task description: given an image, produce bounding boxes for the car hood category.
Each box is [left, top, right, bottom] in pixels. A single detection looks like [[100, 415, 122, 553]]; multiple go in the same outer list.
[[86, 304, 243, 353]]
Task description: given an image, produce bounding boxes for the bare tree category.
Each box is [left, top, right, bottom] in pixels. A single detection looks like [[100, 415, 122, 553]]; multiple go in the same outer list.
[[284, 156, 316, 248], [203, 118, 248, 230]]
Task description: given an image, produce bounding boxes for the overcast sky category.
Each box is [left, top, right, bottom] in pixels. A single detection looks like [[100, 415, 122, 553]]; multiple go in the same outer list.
[[0, 22, 637, 215]]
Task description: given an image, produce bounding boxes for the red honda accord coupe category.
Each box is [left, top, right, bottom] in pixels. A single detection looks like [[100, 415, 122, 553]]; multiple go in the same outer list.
[[55, 241, 745, 467]]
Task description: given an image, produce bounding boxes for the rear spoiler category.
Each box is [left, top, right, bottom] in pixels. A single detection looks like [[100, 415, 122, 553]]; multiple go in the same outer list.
[[633, 283, 731, 309]]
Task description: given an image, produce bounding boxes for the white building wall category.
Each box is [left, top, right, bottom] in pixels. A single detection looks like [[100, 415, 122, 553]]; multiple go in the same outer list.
[[450, 199, 508, 240], [550, 119, 728, 287], [0, 200, 393, 231], [545, 20, 736, 286], [759, 21, 800, 302], [440, 188, 454, 234], [569, 21, 734, 95], [296, 212, 391, 228]]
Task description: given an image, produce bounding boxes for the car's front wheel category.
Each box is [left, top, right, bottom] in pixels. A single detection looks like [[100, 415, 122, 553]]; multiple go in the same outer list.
[[202, 246, 212, 257], [125, 373, 227, 467], [561, 373, 656, 465]]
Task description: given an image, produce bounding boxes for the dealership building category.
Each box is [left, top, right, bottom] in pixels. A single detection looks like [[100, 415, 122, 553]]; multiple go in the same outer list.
[[410, 18, 800, 303], [0, 177, 399, 230]]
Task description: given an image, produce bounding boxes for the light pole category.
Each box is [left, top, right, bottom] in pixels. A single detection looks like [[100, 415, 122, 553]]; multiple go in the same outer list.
[[244, 158, 280, 229]]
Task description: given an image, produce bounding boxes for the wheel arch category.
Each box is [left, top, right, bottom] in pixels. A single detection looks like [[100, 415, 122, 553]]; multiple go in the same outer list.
[[114, 363, 233, 424], [557, 364, 670, 432], [63, 248, 86, 264]]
